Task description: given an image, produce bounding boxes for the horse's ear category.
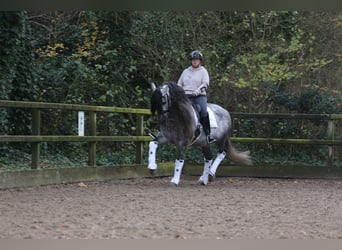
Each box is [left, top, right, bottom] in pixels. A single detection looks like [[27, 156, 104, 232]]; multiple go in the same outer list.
[[151, 82, 157, 91], [150, 90, 158, 115]]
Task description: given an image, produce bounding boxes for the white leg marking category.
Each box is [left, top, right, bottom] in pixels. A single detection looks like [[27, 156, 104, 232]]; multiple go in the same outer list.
[[148, 141, 158, 170], [170, 159, 184, 186], [198, 159, 213, 185], [209, 152, 226, 176]]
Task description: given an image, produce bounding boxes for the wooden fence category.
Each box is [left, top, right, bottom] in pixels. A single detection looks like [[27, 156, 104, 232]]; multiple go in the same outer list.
[[1, 100, 341, 169], [0, 100, 151, 168], [231, 112, 342, 166]]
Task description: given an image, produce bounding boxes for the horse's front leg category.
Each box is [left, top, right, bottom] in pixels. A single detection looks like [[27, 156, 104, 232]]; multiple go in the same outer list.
[[170, 144, 186, 186], [148, 140, 158, 174], [170, 159, 184, 186]]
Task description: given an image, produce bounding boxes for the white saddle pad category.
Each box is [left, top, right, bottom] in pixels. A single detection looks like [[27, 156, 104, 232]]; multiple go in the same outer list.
[[208, 107, 218, 128], [191, 106, 218, 128]]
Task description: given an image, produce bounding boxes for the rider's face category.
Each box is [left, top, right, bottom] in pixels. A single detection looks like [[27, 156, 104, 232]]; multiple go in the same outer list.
[[191, 59, 201, 68]]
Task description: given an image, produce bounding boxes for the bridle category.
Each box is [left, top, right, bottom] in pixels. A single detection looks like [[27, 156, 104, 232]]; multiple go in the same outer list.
[[159, 84, 171, 115]]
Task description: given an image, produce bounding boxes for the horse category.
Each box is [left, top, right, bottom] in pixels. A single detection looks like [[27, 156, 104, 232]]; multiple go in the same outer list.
[[148, 81, 252, 186]]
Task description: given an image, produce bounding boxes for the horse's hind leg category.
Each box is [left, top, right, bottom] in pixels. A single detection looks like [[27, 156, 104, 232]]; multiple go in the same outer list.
[[208, 140, 227, 181], [198, 147, 213, 185], [209, 151, 226, 181], [198, 159, 212, 185]]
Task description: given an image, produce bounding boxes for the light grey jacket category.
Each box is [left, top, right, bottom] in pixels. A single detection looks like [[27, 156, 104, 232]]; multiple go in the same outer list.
[[177, 66, 209, 95]]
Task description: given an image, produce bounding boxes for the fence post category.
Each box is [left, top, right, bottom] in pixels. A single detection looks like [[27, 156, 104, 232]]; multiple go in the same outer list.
[[135, 114, 144, 164], [327, 117, 335, 166], [31, 109, 41, 169], [88, 111, 96, 166]]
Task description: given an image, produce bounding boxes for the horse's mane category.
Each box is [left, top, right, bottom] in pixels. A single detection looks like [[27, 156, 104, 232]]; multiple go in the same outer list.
[[151, 81, 191, 115], [150, 81, 195, 139]]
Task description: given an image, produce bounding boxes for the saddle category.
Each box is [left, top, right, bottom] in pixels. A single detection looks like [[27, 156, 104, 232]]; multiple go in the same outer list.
[[189, 103, 200, 144], [190, 103, 218, 145], [192, 103, 201, 120]]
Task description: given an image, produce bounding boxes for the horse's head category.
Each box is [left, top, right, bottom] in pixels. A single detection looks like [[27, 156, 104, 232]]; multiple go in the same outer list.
[[151, 82, 191, 118], [150, 83, 171, 116], [150, 86, 162, 116], [150, 81, 199, 147]]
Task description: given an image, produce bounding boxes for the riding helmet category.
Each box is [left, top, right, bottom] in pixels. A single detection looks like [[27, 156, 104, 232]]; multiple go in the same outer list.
[[189, 50, 203, 61]]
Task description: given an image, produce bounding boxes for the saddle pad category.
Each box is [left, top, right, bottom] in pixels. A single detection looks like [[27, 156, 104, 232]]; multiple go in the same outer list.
[[191, 106, 218, 128], [207, 107, 218, 128]]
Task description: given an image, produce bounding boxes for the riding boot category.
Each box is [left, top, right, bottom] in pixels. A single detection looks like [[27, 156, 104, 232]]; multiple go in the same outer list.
[[200, 115, 216, 144]]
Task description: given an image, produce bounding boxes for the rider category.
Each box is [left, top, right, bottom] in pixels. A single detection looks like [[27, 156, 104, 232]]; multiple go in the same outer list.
[[177, 50, 216, 144]]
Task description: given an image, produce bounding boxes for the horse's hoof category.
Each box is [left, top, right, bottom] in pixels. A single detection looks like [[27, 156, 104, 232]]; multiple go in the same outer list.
[[170, 182, 178, 187], [149, 169, 156, 176], [208, 174, 216, 182], [198, 181, 207, 186], [198, 176, 208, 185]]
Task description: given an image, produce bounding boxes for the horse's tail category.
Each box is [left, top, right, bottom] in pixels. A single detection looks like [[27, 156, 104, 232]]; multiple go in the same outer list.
[[227, 139, 253, 165]]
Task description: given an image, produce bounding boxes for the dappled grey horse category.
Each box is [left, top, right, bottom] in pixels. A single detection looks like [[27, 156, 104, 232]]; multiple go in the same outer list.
[[148, 81, 252, 186]]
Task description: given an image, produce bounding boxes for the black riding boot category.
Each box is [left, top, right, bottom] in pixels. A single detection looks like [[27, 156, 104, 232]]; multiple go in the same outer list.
[[200, 115, 216, 144]]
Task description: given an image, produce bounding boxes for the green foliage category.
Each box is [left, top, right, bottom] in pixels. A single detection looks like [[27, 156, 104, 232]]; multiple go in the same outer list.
[[268, 85, 340, 115], [221, 12, 333, 113], [0, 12, 35, 155], [0, 145, 89, 171], [297, 89, 339, 114]]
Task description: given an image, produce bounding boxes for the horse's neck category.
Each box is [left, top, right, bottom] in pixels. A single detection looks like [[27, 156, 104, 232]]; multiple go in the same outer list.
[[177, 103, 197, 126], [159, 103, 197, 137]]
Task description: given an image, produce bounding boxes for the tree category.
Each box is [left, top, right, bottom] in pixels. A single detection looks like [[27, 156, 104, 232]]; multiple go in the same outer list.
[[0, 11, 35, 139]]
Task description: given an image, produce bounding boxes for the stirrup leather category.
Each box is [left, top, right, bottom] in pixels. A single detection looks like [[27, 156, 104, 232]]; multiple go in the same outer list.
[[207, 135, 216, 144], [190, 125, 201, 145]]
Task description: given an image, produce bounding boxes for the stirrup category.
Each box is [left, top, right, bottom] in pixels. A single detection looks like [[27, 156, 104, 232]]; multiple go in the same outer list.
[[190, 125, 201, 145], [207, 135, 216, 144]]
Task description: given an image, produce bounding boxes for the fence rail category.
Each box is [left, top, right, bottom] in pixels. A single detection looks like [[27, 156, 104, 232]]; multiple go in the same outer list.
[[1, 100, 341, 169], [0, 100, 150, 168], [0, 100, 150, 114]]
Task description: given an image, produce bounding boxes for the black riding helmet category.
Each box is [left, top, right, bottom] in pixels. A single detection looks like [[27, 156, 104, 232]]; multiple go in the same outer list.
[[189, 50, 203, 61]]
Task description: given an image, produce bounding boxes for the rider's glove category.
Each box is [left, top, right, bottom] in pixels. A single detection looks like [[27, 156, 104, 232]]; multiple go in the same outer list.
[[192, 88, 202, 96]]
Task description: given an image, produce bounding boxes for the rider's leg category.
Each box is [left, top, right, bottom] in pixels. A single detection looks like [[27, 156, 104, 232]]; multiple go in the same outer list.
[[195, 95, 216, 143], [200, 115, 216, 144], [196, 96, 216, 144]]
